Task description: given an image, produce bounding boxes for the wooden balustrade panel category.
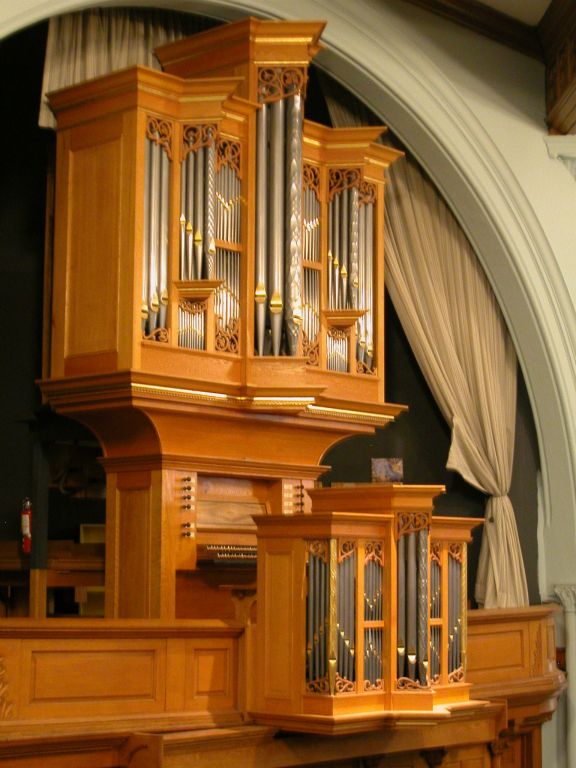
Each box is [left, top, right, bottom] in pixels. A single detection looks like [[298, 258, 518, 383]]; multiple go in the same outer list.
[[0, 620, 242, 727]]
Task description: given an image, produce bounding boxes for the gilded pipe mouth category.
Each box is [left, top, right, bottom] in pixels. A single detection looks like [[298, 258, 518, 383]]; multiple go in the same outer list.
[[270, 292, 283, 314]]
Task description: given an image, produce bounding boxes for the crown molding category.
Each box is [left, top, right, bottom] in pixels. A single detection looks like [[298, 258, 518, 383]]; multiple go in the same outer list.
[[398, 0, 543, 60]]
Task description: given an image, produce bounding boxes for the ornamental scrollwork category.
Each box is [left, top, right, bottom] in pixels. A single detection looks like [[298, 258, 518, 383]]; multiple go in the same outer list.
[[146, 116, 173, 159], [306, 539, 328, 563], [215, 317, 239, 354], [216, 138, 241, 176], [396, 676, 430, 691], [303, 331, 320, 367], [335, 673, 355, 693], [448, 666, 464, 683], [365, 541, 383, 566], [306, 676, 330, 693], [359, 180, 377, 205], [179, 300, 205, 315], [258, 67, 307, 102], [363, 678, 383, 692], [328, 168, 362, 201], [430, 542, 441, 564], [356, 360, 376, 376], [143, 327, 169, 343], [448, 543, 464, 563], [304, 163, 320, 194], [182, 123, 218, 159], [328, 327, 348, 342], [396, 511, 430, 539], [338, 540, 356, 564]]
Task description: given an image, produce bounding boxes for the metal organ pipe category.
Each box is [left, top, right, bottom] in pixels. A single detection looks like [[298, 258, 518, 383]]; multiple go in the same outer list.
[[204, 139, 216, 279], [194, 146, 204, 279], [284, 92, 303, 355], [141, 138, 151, 333], [268, 98, 285, 356], [256, 106, 269, 344], [148, 139, 161, 332], [349, 186, 359, 310], [397, 534, 406, 678], [417, 529, 428, 684], [406, 531, 417, 679], [159, 147, 169, 329]]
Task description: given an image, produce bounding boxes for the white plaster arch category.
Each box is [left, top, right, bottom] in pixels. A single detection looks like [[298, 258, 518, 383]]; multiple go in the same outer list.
[[2, 0, 576, 599]]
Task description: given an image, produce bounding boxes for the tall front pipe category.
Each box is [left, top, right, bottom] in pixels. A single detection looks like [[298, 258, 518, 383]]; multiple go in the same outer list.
[[284, 92, 303, 355], [159, 148, 170, 329], [255, 104, 268, 355], [349, 185, 359, 310], [417, 529, 428, 684], [141, 139, 151, 333], [205, 139, 216, 279], [268, 98, 285, 356], [407, 531, 417, 679], [397, 534, 406, 678], [148, 139, 161, 332], [194, 146, 204, 279]]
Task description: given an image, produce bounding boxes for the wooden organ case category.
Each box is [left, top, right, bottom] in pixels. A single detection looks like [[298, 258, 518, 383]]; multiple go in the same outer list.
[[5, 15, 559, 768], [42, 17, 406, 621]]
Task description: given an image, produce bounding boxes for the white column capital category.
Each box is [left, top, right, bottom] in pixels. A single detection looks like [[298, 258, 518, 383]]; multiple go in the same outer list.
[[544, 136, 576, 180], [555, 584, 576, 612]]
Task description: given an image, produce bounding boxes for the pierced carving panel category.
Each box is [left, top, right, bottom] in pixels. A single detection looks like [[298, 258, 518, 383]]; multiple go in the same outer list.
[[258, 67, 307, 102], [448, 543, 464, 563], [143, 327, 169, 343], [396, 511, 430, 539], [338, 540, 356, 564], [365, 541, 383, 566], [215, 317, 239, 354], [328, 168, 361, 201], [303, 163, 320, 194], [306, 539, 328, 563], [359, 180, 376, 205], [146, 116, 173, 159], [303, 331, 319, 367], [217, 138, 241, 176], [182, 123, 218, 158]]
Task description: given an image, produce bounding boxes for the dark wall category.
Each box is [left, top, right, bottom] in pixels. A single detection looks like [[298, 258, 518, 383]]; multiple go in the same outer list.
[[0, 22, 51, 540]]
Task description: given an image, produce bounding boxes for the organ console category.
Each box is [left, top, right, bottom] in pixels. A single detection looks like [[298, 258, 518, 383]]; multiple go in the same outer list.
[[0, 15, 560, 768]]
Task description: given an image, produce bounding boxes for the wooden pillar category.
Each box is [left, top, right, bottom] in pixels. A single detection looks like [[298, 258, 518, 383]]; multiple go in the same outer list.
[[28, 569, 47, 619], [103, 462, 192, 619]]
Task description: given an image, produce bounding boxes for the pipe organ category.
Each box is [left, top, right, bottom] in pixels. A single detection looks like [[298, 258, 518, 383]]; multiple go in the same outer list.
[[253, 485, 479, 729], [29, 15, 554, 754]]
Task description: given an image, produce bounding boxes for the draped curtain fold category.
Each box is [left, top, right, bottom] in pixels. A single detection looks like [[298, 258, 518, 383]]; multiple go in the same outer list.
[[322, 79, 529, 608], [39, 8, 212, 128]]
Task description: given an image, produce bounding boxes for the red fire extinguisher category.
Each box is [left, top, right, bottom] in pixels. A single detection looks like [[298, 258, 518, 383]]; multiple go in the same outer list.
[[21, 497, 32, 554]]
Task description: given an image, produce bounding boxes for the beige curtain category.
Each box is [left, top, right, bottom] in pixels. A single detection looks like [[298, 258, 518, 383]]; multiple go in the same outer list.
[[323, 79, 529, 608], [39, 8, 213, 128]]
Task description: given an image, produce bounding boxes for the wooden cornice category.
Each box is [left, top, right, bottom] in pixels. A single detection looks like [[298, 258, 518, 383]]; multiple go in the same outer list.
[[539, 0, 576, 60], [399, 0, 543, 60]]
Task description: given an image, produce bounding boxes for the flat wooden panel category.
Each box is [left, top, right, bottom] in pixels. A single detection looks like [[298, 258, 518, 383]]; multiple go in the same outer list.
[[66, 136, 120, 359], [30, 649, 156, 700], [195, 649, 228, 694], [19, 640, 166, 718], [264, 549, 293, 701], [118, 488, 151, 617], [467, 625, 528, 683], [184, 638, 237, 711]]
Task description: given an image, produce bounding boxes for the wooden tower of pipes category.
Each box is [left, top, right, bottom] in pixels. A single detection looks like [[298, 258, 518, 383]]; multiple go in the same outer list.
[[41, 17, 478, 732]]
